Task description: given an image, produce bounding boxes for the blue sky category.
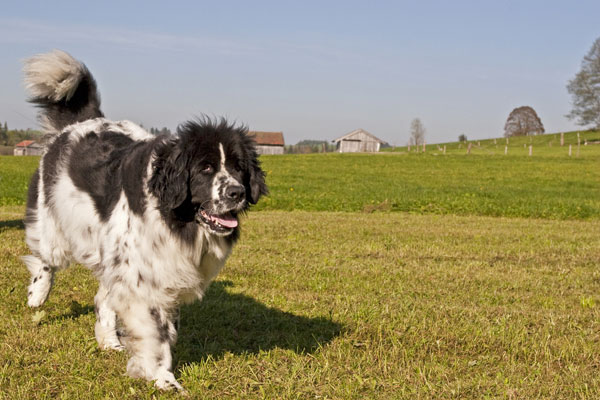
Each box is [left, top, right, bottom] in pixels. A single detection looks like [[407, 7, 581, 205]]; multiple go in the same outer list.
[[1, 1, 599, 145]]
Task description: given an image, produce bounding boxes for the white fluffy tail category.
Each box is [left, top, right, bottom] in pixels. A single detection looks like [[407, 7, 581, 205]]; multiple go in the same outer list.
[[23, 50, 103, 135]]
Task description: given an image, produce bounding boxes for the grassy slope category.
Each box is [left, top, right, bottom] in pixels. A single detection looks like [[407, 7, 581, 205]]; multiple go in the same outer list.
[[1, 207, 599, 399], [384, 130, 600, 155]]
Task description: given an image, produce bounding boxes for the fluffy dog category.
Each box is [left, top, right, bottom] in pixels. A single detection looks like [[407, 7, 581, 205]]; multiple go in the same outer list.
[[22, 50, 267, 391]]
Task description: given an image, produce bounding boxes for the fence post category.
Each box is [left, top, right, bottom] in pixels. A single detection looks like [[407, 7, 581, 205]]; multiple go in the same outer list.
[[423, 141, 426, 152], [467, 143, 472, 154], [504, 145, 508, 155], [529, 145, 532, 156], [569, 144, 572, 156], [443, 145, 446, 154], [560, 132, 564, 146]]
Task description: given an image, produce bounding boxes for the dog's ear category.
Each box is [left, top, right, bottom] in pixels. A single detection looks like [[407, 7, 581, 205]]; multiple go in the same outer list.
[[247, 157, 268, 205], [149, 140, 189, 210]]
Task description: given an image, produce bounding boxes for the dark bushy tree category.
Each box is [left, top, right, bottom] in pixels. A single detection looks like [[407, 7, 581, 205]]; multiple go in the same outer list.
[[567, 37, 600, 129], [504, 106, 545, 137]]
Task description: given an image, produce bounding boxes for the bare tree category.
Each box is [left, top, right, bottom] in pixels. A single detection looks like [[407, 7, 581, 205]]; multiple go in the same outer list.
[[504, 106, 545, 137], [567, 37, 600, 129], [409, 118, 425, 146]]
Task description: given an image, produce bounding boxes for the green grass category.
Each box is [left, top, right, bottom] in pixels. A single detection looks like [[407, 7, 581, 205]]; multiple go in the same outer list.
[[0, 156, 38, 206], [2, 135, 600, 220], [256, 152, 600, 219], [1, 207, 600, 398]]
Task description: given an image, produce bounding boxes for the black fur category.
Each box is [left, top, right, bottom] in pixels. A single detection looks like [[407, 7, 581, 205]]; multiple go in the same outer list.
[[25, 169, 40, 227], [66, 131, 152, 221], [42, 132, 70, 205]]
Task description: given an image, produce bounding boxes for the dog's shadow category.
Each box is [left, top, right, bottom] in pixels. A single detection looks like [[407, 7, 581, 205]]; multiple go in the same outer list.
[[0, 219, 25, 232], [175, 280, 343, 365]]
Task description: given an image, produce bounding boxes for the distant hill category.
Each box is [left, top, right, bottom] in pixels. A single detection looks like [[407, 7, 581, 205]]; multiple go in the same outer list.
[[383, 129, 600, 156]]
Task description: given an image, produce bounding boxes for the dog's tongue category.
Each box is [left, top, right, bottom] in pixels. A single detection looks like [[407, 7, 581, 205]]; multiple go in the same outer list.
[[211, 214, 238, 228]]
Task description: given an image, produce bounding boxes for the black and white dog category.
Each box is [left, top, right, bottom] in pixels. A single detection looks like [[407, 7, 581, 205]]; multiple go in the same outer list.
[[22, 50, 267, 391]]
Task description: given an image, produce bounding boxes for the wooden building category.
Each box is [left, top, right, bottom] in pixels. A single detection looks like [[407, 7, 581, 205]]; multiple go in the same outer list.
[[14, 140, 44, 156], [249, 131, 285, 155], [332, 129, 385, 153]]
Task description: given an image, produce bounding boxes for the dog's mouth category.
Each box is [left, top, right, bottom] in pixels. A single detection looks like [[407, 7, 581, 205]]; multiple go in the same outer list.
[[197, 209, 238, 234]]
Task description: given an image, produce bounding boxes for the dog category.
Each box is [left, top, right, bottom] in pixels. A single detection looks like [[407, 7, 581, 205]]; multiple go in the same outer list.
[[22, 50, 267, 391]]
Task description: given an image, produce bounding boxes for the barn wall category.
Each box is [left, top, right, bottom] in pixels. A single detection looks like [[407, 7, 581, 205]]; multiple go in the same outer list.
[[256, 145, 284, 155], [340, 140, 361, 153], [339, 139, 380, 153]]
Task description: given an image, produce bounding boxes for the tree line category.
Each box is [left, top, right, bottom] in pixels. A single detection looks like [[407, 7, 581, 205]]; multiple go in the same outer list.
[[0, 122, 43, 146]]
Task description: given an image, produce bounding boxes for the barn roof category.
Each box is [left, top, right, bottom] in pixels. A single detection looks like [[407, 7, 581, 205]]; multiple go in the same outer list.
[[15, 140, 36, 147], [248, 131, 285, 146], [332, 129, 385, 144]]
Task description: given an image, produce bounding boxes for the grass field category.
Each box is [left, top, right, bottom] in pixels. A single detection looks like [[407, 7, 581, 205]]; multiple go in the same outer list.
[[1, 133, 600, 398]]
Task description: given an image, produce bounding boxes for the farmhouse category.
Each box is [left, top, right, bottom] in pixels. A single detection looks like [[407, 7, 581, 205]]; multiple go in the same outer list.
[[14, 140, 44, 156], [332, 129, 385, 153], [249, 131, 285, 155]]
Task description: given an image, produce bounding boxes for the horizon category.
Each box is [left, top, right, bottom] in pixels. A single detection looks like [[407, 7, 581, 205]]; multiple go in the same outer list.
[[1, 1, 599, 146]]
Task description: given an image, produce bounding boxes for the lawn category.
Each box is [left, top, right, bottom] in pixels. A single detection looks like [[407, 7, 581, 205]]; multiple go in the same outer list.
[[1, 141, 600, 399]]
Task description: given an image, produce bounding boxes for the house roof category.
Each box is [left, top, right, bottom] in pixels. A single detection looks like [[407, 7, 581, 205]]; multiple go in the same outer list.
[[249, 131, 285, 146], [332, 128, 385, 144], [15, 140, 36, 147]]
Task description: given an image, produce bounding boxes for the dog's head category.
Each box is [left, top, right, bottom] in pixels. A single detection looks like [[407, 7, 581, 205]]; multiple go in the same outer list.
[[149, 119, 267, 236]]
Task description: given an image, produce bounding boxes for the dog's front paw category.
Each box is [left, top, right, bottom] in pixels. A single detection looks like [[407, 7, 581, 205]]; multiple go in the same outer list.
[[27, 284, 51, 308], [154, 371, 185, 394]]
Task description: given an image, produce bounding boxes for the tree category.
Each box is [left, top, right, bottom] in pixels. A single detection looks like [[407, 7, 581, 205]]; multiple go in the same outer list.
[[566, 37, 600, 129], [458, 134, 467, 142], [409, 118, 425, 146], [0, 122, 7, 145], [503, 106, 544, 137]]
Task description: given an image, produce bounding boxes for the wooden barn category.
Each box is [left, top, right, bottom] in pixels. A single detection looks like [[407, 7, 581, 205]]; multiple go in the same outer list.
[[14, 140, 44, 156], [249, 131, 285, 155], [332, 129, 385, 153]]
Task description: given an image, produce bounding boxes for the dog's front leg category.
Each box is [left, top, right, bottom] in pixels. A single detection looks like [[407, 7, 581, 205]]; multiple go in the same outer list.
[[118, 300, 182, 391]]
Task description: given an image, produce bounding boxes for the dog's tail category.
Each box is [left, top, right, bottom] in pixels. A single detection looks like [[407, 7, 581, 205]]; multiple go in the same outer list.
[[23, 50, 103, 135]]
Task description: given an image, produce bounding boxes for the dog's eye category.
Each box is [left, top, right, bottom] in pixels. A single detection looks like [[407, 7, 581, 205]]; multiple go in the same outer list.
[[201, 164, 214, 174]]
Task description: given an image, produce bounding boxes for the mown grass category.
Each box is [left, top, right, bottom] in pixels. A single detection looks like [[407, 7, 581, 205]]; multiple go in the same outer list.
[[1, 206, 600, 399]]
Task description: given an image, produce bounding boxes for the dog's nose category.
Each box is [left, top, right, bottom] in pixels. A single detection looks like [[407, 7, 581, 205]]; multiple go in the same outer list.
[[225, 185, 245, 202]]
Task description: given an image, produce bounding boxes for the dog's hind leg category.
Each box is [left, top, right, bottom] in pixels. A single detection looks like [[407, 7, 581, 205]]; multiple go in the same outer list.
[[23, 255, 55, 308], [94, 283, 124, 351]]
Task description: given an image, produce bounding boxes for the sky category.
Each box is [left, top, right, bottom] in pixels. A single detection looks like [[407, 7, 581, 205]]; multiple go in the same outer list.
[[1, 1, 599, 146]]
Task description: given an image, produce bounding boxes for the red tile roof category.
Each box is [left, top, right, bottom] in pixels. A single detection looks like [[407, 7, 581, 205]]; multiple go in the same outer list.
[[15, 140, 35, 147], [249, 131, 285, 146]]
